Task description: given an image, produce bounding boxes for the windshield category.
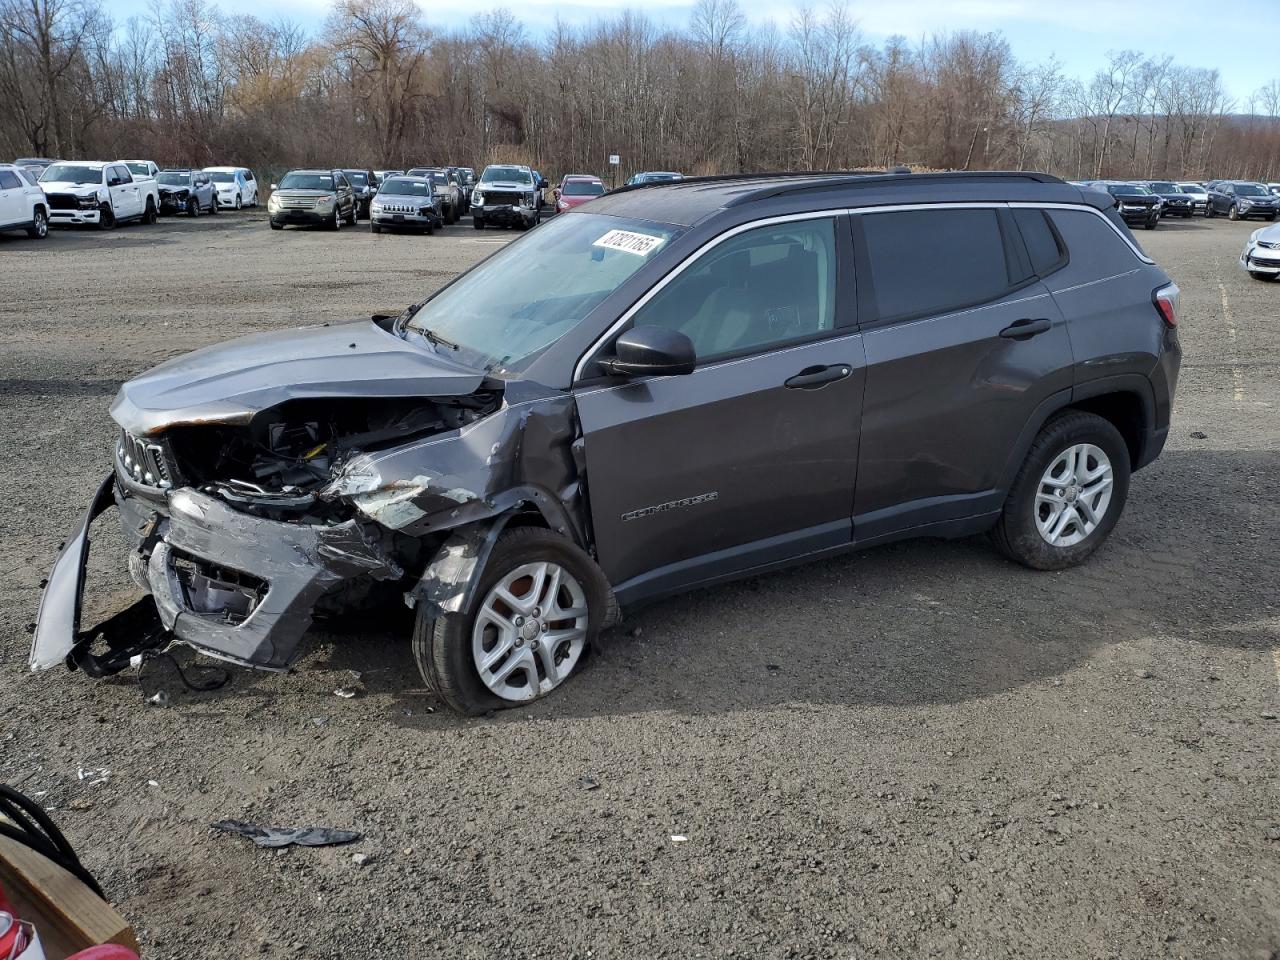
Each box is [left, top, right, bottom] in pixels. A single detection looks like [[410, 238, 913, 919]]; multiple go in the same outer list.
[[482, 166, 532, 185], [279, 173, 334, 191], [1108, 184, 1149, 195], [207, 171, 235, 183], [1178, 183, 1203, 192], [156, 172, 191, 185], [345, 171, 368, 186], [638, 172, 681, 183], [1235, 183, 1267, 197], [124, 162, 151, 177], [563, 180, 605, 197], [40, 164, 101, 184], [1149, 182, 1179, 192], [408, 213, 682, 371], [379, 177, 433, 197]]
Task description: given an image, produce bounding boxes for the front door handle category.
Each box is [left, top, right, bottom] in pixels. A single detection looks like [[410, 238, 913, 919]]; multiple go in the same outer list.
[[784, 364, 852, 390], [999, 318, 1052, 340]]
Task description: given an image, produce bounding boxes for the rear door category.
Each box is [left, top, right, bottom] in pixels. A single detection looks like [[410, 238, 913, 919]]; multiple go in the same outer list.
[[575, 214, 865, 597], [850, 204, 1074, 540]]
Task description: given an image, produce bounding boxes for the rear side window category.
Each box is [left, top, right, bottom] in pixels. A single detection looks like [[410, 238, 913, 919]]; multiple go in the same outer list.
[[860, 208, 1013, 322], [0, 170, 21, 189], [1013, 209, 1067, 277]]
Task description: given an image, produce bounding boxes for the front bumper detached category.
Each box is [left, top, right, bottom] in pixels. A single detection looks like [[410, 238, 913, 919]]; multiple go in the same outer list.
[[32, 475, 403, 676], [475, 203, 536, 225]]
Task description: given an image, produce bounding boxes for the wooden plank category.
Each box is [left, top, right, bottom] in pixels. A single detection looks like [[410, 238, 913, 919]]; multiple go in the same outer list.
[[0, 833, 139, 959]]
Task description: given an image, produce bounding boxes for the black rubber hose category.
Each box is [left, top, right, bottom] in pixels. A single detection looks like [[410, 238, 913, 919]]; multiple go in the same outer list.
[[0, 784, 106, 900]]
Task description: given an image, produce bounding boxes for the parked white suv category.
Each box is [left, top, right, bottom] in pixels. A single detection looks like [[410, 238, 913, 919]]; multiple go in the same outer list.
[[203, 166, 259, 209], [39, 161, 160, 229], [0, 163, 49, 238]]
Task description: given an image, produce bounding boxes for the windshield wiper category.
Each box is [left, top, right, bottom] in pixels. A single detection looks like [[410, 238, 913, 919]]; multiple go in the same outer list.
[[418, 325, 459, 351]]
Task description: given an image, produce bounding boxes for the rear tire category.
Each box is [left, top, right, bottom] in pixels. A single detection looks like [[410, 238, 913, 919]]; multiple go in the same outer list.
[[270, 220, 283, 230], [345, 203, 357, 226], [990, 411, 1131, 571], [411, 527, 617, 715], [371, 222, 381, 234], [473, 216, 484, 229], [27, 209, 47, 239]]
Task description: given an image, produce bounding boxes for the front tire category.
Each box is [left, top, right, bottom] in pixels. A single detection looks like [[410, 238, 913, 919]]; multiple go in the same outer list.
[[97, 204, 115, 229], [270, 220, 283, 230], [991, 411, 1131, 571], [234, 194, 242, 210], [208, 195, 219, 214], [187, 197, 199, 217], [1228, 204, 1240, 221], [142, 198, 157, 224], [412, 528, 616, 715]]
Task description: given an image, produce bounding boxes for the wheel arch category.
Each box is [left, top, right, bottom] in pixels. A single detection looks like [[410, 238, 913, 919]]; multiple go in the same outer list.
[[999, 376, 1155, 492]]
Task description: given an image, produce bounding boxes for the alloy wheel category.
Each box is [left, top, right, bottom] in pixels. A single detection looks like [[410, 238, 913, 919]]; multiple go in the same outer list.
[[1035, 443, 1114, 547], [471, 561, 589, 702]]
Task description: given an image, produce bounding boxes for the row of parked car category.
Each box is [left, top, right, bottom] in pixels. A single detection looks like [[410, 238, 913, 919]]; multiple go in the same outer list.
[[0, 157, 261, 237], [1071, 178, 1280, 230], [265, 164, 612, 235]]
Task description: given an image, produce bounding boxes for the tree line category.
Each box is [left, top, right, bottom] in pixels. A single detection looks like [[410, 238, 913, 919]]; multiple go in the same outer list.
[[3, 0, 1279, 184]]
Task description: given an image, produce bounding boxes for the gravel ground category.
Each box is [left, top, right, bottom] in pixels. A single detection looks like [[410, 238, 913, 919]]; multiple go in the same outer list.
[[0, 209, 1277, 960]]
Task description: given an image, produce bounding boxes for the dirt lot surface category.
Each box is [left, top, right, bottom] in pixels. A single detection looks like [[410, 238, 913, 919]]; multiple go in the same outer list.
[[1, 209, 1277, 959]]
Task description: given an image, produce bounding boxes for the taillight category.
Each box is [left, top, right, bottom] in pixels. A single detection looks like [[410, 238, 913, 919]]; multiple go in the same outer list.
[[1153, 282, 1179, 328]]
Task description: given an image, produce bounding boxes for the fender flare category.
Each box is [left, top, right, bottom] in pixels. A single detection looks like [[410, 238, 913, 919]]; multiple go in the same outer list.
[[408, 485, 588, 617], [996, 375, 1156, 493]]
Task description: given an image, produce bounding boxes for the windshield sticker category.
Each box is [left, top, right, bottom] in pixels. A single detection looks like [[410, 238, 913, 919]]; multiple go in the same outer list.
[[593, 229, 666, 256]]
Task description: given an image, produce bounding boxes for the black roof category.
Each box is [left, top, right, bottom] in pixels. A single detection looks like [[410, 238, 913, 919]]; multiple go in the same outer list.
[[588, 171, 1108, 227]]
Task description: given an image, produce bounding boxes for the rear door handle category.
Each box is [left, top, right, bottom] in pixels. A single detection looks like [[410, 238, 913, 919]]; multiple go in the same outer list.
[[999, 318, 1052, 340], [784, 364, 853, 390]]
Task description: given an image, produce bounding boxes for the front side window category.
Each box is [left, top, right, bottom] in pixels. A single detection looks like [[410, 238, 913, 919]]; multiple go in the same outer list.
[[408, 213, 682, 373], [124, 162, 151, 177], [625, 217, 838, 361], [861, 208, 1013, 322], [110, 166, 133, 184]]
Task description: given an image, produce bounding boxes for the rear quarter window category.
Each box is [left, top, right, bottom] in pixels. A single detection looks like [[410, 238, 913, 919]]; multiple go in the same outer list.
[[1013, 209, 1067, 277], [1044, 209, 1144, 288], [860, 208, 1014, 322]]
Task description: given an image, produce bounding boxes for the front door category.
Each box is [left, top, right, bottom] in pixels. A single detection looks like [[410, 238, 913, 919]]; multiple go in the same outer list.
[[0, 169, 23, 225], [576, 214, 865, 597], [850, 205, 1075, 539]]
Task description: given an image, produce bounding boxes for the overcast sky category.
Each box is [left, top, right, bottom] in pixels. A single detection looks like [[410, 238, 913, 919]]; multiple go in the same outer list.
[[123, 0, 1277, 104]]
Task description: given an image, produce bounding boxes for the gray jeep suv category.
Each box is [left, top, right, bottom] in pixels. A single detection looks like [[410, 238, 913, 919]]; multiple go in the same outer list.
[[33, 172, 1181, 714]]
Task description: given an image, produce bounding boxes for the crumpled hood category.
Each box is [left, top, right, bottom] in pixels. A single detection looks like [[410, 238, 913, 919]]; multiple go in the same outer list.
[[112, 319, 488, 437], [41, 180, 100, 195]]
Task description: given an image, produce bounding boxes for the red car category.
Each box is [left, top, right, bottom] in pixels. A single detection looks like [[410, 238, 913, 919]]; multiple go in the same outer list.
[[555, 175, 606, 212]]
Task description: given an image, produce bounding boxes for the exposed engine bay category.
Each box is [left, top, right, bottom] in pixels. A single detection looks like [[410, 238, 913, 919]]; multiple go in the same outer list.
[[151, 393, 502, 521]]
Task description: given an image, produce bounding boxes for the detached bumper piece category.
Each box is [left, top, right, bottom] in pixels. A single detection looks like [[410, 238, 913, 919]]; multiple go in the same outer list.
[[32, 476, 404, 677], [30, 475, 169, 676]]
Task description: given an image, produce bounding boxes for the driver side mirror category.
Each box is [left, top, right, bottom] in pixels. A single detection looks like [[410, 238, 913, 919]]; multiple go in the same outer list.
[[599, 326, 695, 378]]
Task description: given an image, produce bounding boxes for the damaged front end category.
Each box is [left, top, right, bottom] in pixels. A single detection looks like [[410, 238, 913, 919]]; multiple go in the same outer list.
[[32, 319, 588, 678]]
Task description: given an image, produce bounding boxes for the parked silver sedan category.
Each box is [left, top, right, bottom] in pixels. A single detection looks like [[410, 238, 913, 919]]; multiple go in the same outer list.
[[369, 175, 444, 234], [1241, 222, 1280, 281]]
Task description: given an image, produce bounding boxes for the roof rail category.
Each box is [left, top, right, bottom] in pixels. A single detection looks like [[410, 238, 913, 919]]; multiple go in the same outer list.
[[732, 170, 1065, 204], [610, 170, 888, 196]]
